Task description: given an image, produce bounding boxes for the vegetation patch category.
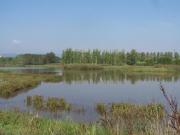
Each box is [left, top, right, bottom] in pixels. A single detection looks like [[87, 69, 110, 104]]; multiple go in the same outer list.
[[0, 111, 108, 135], [62, 48, 180, 65], [26, 95, 71, 112], [96, 103, 169, 135], [104, 65, 180, 73], [0, 72, 62, 98], [0, 52, 59, 66], [0, 102, 176, 135], [64, 64, 104, 70], [63, 63, 180, 73]]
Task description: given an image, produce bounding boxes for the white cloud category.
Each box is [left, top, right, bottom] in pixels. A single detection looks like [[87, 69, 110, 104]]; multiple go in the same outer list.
[[12, 40, 22, 45]]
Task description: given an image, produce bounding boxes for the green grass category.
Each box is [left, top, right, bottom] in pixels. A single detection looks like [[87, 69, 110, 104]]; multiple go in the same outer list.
[[0, 103, 175, 135], [25, 63, 63, 68], [2, 62, 180, 73], [104, 65, 180, 73], [62, 64, 180, 73], [0, 111, 108, 135], [63, 64, 104, 70], [0, 72, 62, 98]]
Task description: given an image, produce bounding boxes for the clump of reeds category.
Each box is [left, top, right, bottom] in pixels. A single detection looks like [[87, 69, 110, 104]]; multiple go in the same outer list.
[[96, 102, 164, 135], [46, 97, 71, 112], [32, 95, 44, 110], [26, 96, 32, 106], [25, 95, 71, 112]]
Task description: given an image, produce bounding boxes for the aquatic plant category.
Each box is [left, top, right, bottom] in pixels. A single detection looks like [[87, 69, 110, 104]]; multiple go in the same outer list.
[[46, 97, 71, 112], [26, 95, 71, 112], [26, 96, 32, 106], [32, 95, 44, 110]]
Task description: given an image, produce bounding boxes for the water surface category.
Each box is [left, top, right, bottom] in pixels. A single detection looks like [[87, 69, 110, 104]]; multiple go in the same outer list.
[[0, 67, 180, 122]]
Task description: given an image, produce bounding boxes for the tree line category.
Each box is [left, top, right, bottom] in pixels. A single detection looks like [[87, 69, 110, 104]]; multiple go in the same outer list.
[[62, 48, 180, 65], [1, 49, 180, 66], [0, 52, 59, 66]]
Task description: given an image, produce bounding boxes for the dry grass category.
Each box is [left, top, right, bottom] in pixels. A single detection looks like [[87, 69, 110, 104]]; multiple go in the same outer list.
[[96, 103, 168, 135]]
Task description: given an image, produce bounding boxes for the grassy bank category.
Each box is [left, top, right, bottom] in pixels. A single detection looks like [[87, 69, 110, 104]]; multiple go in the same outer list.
[[14, 63, 180, 73], [0, 103, 175, 135], [62, 64, 180, 73], [25, 63, 63, 68], [63, 64, 104, 70], [104, 65, 180, 73], [0, 72, 62, 98], [0, 111, 108, 135]]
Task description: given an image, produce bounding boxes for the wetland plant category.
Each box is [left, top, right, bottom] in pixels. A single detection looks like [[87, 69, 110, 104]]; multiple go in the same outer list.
[[96, 103, 164, 135], [46, 97, 71, 112], [32, 95, 44, 110], [26, 95, 71, 112], [160, 84, 180, 134], [0, 72, 63, 98]]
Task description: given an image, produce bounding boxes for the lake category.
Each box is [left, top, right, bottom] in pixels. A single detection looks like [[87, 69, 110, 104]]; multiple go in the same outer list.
[[0, 67, 180, 122]]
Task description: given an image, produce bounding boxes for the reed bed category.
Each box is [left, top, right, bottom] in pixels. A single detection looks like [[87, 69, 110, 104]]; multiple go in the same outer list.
[[0, 72, 62, 98], [0, 102, 177, 135], [95, 103, 173, 135], [26, 95, 71, 112]]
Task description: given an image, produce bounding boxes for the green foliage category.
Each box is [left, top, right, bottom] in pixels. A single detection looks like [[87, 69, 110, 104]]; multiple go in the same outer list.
[[0, 57, 14, 66], [0, 52, 59, 66], [61, 49, 180, 66], [15, 52, 59, 65]]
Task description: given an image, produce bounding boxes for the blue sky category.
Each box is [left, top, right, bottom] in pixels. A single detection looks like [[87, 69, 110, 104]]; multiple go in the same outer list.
[[0, 0, 180, 54]]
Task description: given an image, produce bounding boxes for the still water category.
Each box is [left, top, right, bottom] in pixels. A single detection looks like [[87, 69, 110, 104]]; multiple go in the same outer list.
[[0, 67, 180, 122]]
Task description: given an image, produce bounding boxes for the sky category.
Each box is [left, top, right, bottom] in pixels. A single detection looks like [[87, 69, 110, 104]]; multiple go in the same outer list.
[[0, 0, 180, 55]]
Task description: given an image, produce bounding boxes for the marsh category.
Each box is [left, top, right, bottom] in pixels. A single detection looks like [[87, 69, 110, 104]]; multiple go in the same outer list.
[[0, 67, 180, 122]]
